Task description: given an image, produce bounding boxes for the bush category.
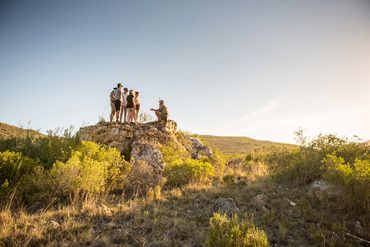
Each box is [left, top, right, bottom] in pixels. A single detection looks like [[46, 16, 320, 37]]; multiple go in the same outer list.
[[160, 141, 190, 165], [0, 151, 40, 188], [51, 141, 131, 200], [322, 154, 370, 220], [222, 174, 237, 184], [0, 134, 79, 169], [164, 159, 214, 187], [206, 213, 269, 247], [268, 134, 369, 185], [17, 166, 56, 208]]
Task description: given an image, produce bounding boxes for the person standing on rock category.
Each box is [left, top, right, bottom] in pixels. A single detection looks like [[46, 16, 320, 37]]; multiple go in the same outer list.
[[126, 89, 136, 123], [110, 83, 123, 122], [120, 87, 129, 123], [150, 100, 168, 122], [134, 91, 141, 123]]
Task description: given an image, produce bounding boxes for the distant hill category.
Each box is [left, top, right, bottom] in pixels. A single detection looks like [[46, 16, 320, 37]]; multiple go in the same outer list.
[[0, 122, 43, 139], [200, 135, 296, 155]]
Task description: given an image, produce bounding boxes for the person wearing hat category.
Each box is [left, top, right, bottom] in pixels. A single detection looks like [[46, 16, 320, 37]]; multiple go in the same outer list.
[[110, 83, 123, 122], [150, 100, 168, 122]]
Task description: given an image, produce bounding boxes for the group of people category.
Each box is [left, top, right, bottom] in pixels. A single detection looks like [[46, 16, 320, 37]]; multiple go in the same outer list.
[[110, 83, 169, 123]]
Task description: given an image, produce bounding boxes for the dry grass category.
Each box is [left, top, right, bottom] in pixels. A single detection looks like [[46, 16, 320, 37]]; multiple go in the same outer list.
[[0, 143, 367, 247], [0, 122, 43, 139], [1, 173, 365, 247]]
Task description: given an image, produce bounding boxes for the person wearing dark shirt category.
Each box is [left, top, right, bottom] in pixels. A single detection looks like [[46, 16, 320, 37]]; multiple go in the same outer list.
[[109, 83, 123, 122], [126, 90, 136, 123]]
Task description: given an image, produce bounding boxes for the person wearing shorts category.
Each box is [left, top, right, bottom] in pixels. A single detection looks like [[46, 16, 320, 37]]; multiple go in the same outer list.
[[126, 90, 136, 123], [120, 87, 129, 123], [110, 83, 123, 122], [134, 91, 141, 123]]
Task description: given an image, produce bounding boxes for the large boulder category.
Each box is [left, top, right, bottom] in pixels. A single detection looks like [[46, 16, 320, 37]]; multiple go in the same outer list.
[[190, 138, 213, 159], [130, 141, 165, 174]]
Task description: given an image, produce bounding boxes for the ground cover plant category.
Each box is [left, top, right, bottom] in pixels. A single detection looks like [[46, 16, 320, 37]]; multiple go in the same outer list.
[[0, 127, 369, 246]]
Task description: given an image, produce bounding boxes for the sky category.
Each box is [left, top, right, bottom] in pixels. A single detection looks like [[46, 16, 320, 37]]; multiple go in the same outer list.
[[0, 0, 369, 143]]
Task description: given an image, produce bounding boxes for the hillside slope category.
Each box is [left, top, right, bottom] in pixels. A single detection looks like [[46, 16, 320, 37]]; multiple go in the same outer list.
[[200, 135, 296, 155], [0, 122, 42, 139]]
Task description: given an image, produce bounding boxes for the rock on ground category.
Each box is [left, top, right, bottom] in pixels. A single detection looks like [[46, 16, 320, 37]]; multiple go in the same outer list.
[[190, 137, 213, 159], [211, 197, 240, 217], [307, 180, 343, 200], [252, 194, 269, 212]]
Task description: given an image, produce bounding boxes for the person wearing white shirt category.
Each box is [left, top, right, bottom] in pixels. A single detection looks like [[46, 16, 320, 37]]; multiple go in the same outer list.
[[110, 83, 123, 122], [120, 87, 129, 123]]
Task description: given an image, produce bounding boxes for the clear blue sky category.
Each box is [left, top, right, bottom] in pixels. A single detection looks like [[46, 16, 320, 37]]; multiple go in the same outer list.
[[1, 0, 369, 143]]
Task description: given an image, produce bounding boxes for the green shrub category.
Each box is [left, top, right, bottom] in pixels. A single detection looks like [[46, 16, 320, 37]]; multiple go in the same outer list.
[[268, 134, 369, 185], [160, 141, 190, 165], [0, 134, 79, 169], [164, 159, 214, 187], [0, 151, 40, 188], [51, 141, 130, 199], [17, 166, 56, 208], [322, 154, 370, 218], [206, 213, 269, 247], [197, 137, 226, 176], [222, 174, 237, 184]]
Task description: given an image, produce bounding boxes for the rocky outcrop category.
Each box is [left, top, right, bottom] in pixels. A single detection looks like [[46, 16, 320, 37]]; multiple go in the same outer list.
[[130, 141, 165, 173], [190, 138, 213, 159], [77, 121, 213, 184]]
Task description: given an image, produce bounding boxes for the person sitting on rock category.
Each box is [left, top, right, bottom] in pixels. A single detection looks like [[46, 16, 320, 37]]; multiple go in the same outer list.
[[150, 100, 168, 122], [110, 83, 123, 122]]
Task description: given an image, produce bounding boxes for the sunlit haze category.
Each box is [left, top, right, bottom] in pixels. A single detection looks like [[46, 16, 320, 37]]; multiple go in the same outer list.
[[1, 0, 369, 143]]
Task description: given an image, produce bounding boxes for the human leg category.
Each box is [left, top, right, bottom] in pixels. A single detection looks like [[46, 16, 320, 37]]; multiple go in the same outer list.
[[123, 106, 127, 123], [110, 102, 116, 122], [155, 111, 160, 121]]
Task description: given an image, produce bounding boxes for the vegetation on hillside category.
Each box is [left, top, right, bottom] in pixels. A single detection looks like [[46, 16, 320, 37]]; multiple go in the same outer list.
[[200, 135, 295, 156], [0, 122, 43, 139], [0, 123, 369, 246]]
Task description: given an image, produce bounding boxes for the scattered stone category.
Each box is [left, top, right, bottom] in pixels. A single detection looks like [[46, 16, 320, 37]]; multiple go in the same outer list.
[[307, 180, 343, 200], [284, 198, 296, 207], [252, 194, 269, 212], [49, 220, 59, 229], [211, 197, 240, 217], [99, 204, 112, 216], [190, 138, 213, 159]]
